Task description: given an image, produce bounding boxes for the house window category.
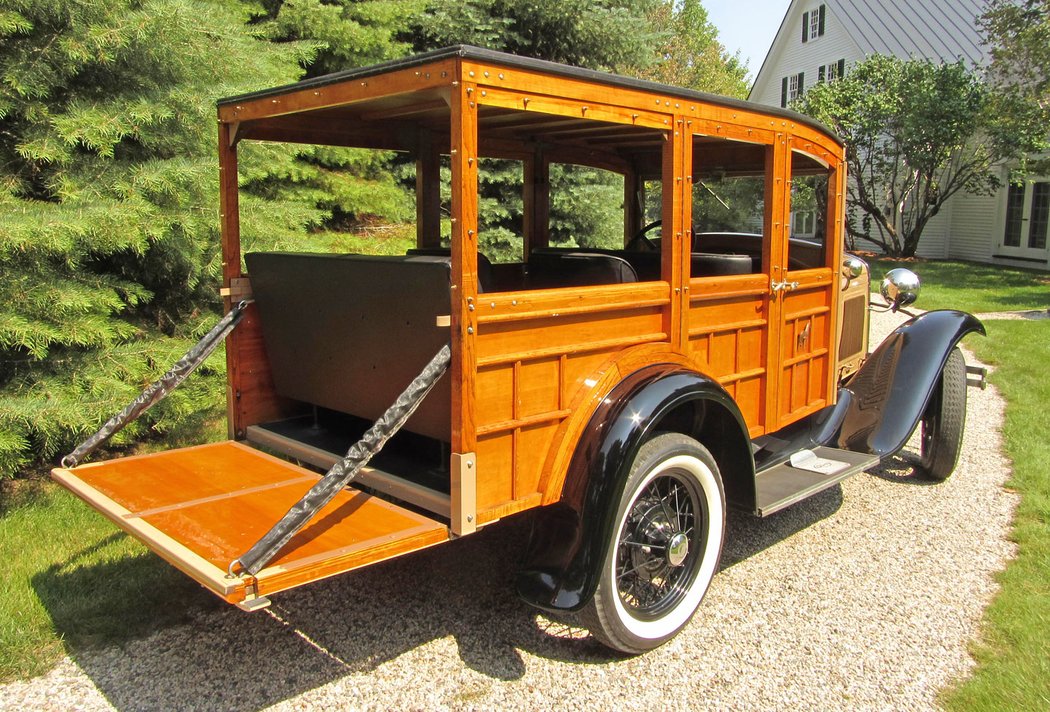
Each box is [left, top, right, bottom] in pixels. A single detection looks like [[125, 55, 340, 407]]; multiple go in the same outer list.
[[818, 59, 846, 83], [802, 4, 826, 42], [780, 72, 805, 107], [1003, 183, 1025, 247], [1030, 182, 1049, 250], [1001, 180, 1049, 253]]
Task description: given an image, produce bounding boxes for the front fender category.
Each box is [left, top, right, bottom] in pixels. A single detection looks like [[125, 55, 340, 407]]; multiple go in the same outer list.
[[516, 365, 751, 613], [836, 309, 984, 458]]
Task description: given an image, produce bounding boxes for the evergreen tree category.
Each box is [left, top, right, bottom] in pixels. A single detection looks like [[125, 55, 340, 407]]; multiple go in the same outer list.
[[0, 0, 316, 475]]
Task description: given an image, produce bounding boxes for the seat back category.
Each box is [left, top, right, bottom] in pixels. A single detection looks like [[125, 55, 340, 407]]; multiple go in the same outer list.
[[526, 251, 638, 289], [246, 252, 452, 441]]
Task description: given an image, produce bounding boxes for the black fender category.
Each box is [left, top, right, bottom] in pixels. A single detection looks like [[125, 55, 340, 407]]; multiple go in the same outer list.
[[835, 309, 984, 458], [516, 364, 753, 613]]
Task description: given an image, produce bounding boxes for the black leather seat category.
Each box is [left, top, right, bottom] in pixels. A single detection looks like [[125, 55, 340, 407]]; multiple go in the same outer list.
[[526, 251, 638, 289]]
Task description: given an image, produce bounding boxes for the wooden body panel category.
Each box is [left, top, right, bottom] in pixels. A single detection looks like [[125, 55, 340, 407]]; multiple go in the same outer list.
[[473, 283, 670, 523], [688, 275, 770, 437], [53, 442, 447, 603]]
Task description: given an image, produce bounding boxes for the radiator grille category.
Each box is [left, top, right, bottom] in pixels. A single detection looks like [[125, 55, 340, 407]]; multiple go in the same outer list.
[[838, 294, 866, 360]]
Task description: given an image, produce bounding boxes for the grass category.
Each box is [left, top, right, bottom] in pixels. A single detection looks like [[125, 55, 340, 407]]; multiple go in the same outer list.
[[864, 255, 1050, 313], [942, 319, 1050, 710], [0, 480, 217, 681], [0, 255, 1047, 698]]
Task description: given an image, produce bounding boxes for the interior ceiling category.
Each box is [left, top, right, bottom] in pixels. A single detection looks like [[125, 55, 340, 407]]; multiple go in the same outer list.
[[244, 90, 822, 178]]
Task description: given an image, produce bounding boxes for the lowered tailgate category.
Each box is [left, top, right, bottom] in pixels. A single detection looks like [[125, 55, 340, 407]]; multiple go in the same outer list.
[[52, 441, 448, 608]]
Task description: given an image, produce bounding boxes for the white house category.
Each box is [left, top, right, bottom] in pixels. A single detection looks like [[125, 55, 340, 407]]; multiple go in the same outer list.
[[750, 0, 1049, 271]]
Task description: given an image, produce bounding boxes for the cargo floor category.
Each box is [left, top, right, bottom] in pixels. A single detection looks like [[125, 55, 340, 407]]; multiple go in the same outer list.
[[52, 441, 449, 607]]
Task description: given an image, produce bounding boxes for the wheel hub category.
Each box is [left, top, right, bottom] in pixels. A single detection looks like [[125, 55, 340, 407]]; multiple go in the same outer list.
[[666, 531, 689, 567]]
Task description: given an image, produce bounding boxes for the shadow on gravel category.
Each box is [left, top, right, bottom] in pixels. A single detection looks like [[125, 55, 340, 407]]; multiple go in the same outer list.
[[720, 485, 844, 569], [34, 514, 616, 711], [866, 452, 941, 487], [35, 481, 853, 711]]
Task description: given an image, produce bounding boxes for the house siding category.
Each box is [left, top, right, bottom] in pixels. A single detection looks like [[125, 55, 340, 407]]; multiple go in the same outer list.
[[749, 0, 1047, 270], [751, 3, 863, 109]]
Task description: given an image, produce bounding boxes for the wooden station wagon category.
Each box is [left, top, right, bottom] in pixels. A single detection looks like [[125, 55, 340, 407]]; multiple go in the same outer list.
[[54, 47, 984, 653]]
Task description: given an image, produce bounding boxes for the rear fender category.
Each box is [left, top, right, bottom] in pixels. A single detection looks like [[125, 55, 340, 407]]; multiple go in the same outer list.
[[836, 310, 984, 458], [516, 365, 753, 613]]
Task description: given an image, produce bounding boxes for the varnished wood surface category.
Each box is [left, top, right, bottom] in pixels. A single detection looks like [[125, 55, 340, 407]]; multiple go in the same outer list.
[[53, 442, 447, 603]]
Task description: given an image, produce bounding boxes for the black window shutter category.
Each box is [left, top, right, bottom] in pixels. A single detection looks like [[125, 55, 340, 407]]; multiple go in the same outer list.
[[782, 77, 788, 107], [802, 11, 809, 42], [798, 72, 805, 95], [818, 4, 826, 36], [818, 65, 826, 82], [837, 58, 845, 78]]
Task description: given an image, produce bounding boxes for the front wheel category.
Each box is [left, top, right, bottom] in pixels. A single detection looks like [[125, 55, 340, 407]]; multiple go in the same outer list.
[[918, 347, 967, 480], [580, 433, 725, 653]]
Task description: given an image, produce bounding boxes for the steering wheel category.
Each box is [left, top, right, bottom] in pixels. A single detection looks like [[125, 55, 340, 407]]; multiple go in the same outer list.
[[627, 220, 661, 252]]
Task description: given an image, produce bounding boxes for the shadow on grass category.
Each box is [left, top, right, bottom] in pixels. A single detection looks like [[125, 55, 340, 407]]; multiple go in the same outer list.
[[32, 534, 220, 651], [30, 487, 850, 711]]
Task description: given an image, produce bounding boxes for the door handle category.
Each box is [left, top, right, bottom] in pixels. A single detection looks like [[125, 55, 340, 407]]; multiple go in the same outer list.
[[771, 279, 800, 294]]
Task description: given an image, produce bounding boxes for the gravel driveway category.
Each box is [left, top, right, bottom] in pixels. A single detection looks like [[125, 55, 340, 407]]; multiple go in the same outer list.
[[1, 309, 1018, 711]]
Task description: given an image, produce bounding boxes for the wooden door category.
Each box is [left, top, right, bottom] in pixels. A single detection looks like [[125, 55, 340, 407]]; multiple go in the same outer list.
[[768, 141, 842, 430]]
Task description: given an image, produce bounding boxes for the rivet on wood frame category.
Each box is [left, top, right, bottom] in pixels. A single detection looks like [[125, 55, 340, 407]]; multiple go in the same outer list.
[[466, 86, 474, 94], [468, 229, 475, 236], [313, 91, 320, 96], [498, 73, 504, 80], [632, 113, 639, 121], [484, 71, 489, 77], [581, 106, 588, 114], [468, 157, 474, 166], [522, 97, 530, 107], [469, 71, 476, 77], [481, 90, 487, 96], [361, 81, 367, 86], [469, 102, 475, 108]]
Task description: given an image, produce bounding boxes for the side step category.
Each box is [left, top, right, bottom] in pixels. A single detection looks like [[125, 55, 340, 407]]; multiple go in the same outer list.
[[754, 446, 879, 516]]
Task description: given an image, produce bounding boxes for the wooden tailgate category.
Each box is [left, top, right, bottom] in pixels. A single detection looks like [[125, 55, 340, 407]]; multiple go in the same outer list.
[[52, 441, 448, 607]]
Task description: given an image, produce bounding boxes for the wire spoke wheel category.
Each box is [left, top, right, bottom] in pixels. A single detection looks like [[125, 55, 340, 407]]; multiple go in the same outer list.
[[614, 473, 703, 619], [581, 433, 725, 653]]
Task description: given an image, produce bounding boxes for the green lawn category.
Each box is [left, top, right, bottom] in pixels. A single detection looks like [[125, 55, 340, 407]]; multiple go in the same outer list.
[[943, 318, 1050, 711], [865, 256, 1050, 312]]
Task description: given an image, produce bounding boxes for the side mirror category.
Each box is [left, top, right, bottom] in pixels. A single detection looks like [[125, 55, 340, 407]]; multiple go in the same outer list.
[[880, 268, 921, 312]]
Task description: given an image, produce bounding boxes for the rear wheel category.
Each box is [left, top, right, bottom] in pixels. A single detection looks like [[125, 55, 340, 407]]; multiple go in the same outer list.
[[580, 433, 725, 653], [918, 347, 967, 480]]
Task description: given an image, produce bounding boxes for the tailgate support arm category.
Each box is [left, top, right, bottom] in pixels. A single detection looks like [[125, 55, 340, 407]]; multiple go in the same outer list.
[[231, 343, 452, 577], [61, 300, 252, 469]]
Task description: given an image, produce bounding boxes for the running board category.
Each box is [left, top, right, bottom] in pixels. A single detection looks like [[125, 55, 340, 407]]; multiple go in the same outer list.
[[754, 447, 879, 516]]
